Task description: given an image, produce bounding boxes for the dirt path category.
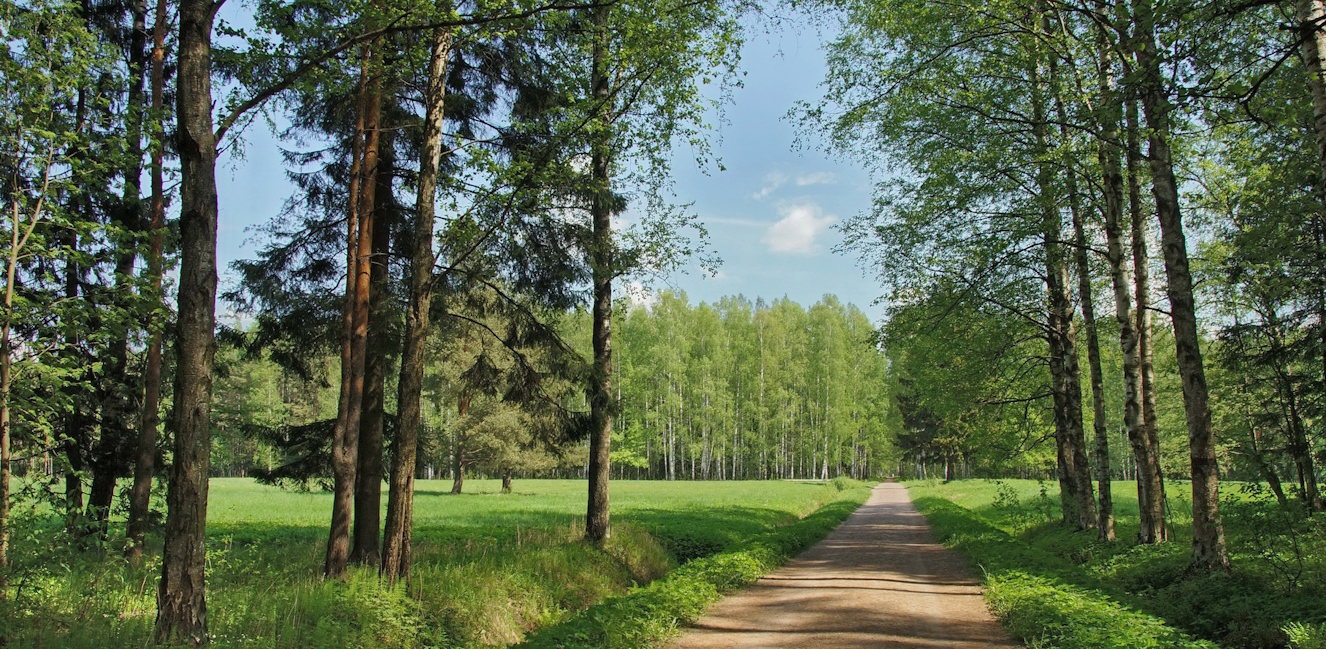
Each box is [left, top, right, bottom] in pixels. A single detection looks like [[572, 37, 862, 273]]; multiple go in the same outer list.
[[671, 482, 1020, 648]]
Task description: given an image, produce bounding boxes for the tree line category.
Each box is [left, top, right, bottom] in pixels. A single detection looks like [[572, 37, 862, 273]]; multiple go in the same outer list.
[[601, 292, 893, 482], [0, 0, 750, 643], [805, 0, 1326, 572], [200, 291, 894, 488]]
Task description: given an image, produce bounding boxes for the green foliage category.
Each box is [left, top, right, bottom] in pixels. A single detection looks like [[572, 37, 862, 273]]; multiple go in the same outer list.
[[590, 291, 895, 481], [1285, 623, 1326, 649], [911, 480, 1326, 649]]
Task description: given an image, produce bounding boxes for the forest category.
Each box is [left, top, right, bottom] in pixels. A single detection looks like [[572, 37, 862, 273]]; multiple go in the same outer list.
[[1, 0, 1326, 645]]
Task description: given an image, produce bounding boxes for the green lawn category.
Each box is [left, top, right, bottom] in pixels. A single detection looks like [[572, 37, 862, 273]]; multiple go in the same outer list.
[[908, 479, 1326, 649], [3, 477, 872, 648]]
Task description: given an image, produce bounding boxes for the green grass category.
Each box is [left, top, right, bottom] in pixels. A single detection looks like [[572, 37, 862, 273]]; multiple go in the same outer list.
[[908, 479, 1326, 649], [2, 478, 872, 648], [519, 476, 871, 648]]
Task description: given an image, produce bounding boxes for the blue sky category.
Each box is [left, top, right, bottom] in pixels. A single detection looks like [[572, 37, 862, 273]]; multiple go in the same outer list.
[[214, 19, 885, 321]]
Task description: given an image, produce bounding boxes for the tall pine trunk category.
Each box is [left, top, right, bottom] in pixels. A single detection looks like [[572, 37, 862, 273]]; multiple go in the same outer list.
[[383, 25, 448, 573], [380, 19, 446, 560], [585, 1, 613, 545], [127, 0, 169, 564], [155, 0, 219, 638], [1125, 94, 1169, 543], [326, 49, 381, 579], [1130, 0, 1228, 569], [351, 126, 394, 567]]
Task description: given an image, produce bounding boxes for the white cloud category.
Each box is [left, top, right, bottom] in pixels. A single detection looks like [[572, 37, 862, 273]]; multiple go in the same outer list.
[[762, 203, 837, 255], [795, 171, 837, 186], [624, 281, 658, 309], [750, 171, 788, 200]]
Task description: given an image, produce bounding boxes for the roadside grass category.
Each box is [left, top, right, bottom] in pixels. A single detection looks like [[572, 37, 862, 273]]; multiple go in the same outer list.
[[909, 479, 1326, 649], [2, 478, 870, 648], [519, 476, 871, 648]]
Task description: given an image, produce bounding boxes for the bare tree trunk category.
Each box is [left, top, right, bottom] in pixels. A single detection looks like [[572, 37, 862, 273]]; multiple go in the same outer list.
[[1098, 49, 1151, 546], [382, 24, 449, 584], [326, 49, 381, 579], [1126, 94, 1169, 544], [351, 126, 394, 567], [155, 0, 219, 639], [1300, 0, 1326, 193], [127, 0, 169, 565], [1068, 160, 1115, 541], [1035, 49, 1095, 531], [1131, 0, 1228, 570], [585, 1, 613, 545]]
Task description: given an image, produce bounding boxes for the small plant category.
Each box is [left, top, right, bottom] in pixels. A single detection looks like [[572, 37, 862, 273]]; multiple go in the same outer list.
[[1285, 622, 1326, 649]]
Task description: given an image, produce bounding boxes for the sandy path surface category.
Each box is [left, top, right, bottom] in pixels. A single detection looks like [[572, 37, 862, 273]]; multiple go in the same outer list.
[[670, 482, 1020, 649]]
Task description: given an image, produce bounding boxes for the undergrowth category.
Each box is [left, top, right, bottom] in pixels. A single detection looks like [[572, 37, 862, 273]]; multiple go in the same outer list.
[[909, 480, 1326, 649]]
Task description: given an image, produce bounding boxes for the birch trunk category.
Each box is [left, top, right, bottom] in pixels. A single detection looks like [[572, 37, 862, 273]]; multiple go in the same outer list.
[[1131, 0, 1228, 569], [1125, 94, 1169, 543]]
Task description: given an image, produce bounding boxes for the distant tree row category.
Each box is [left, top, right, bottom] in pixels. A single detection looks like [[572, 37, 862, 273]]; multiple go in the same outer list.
[[570, 292, 894, 482]]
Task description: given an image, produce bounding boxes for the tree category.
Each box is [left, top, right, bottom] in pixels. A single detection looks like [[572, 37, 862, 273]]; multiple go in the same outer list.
[[0, 0, 111, 570]]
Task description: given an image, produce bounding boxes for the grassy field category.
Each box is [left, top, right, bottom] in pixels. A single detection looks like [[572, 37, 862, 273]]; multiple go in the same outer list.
[[909, 479, 1326, 649], [2, 477, 872, 648]]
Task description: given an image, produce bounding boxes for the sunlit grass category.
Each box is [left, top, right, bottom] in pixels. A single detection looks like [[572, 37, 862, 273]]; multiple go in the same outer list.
[[3, 478, 867, 648]]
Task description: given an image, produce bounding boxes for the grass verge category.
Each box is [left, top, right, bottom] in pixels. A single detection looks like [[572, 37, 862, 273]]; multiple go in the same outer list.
[[518, 477, 873, 648], [908, 486, 1218, 649]]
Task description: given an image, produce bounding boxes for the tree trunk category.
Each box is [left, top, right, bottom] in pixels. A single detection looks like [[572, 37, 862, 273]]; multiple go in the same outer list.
[[585, 1, 613, 545], [127, 0, 169, 565], [326, 49, 380, 579], [1263, 307, 1323, 511], [1300, 0, 1326, 192], [382, 23, 450, 584], [351, 126, 394, 567], [1126, 94, 1169, 544], [1034, 50, 1096, 531], [0, 335, 8, 575], [155, 0, 218, 639], [1098, 50, 1154, 546], [1068, 160, 1115, 541], [1131, 0, 1228, 570], [88, 0, 150, 542]]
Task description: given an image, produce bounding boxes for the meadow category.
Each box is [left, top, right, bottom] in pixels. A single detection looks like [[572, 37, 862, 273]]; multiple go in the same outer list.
[[909, 479, 1326, 649], [1, 478, 871, 648]]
